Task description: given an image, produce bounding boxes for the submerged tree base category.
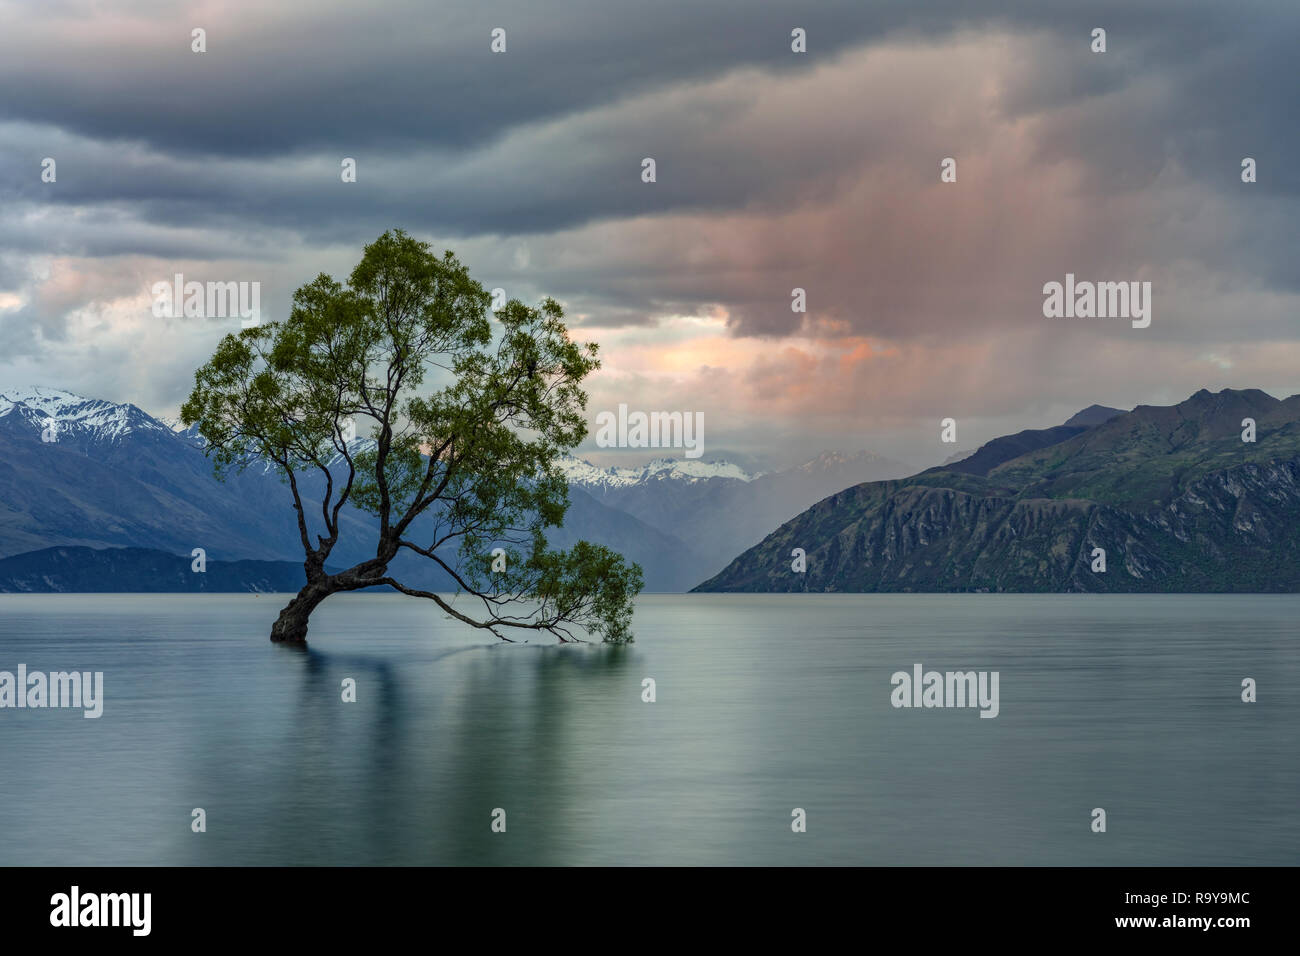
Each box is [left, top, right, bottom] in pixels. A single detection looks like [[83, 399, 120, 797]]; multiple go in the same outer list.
[[269, 585, 332, 644], [269, 619, 310, 644]]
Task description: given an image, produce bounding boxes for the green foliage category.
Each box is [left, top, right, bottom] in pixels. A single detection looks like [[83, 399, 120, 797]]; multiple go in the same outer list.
[[181, 229, 643, 643]]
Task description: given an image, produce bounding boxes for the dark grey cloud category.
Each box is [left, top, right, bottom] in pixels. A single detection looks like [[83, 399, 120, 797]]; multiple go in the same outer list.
[[1, 0, 896, 157], [0, 0, 1292, 252], [0, 0, 1298, 456]]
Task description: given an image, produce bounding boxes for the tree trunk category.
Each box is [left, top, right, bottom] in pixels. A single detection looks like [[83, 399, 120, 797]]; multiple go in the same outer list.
[[270, 583, 334, 644]]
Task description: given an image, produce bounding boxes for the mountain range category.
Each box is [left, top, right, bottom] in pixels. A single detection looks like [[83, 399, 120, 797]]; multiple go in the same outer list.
[[0, 386, 910, 592], [558, 448, 913, 576], [8, 385, 1296, 595], [696, 388, 1300, 593]]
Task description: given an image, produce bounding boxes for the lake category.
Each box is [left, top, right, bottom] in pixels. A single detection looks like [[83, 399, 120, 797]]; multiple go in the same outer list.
[[0, 593, 1296, 865]]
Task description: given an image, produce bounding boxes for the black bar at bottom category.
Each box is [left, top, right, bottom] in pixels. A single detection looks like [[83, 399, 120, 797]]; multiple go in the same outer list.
[[0, 866, 1278, 941]]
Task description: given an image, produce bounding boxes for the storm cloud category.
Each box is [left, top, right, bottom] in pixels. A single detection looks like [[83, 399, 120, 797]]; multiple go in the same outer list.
[[0, 0, 1296, 464]]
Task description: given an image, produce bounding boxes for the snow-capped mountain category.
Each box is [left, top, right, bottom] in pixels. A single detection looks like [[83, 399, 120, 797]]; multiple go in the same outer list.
[[558, 447, 915, 577], [0, 386, 711, 590], [326, 436, 379, 466], [159, 406, 380, 460], [791, 450, 906, 476], [0, 386, 920, 590], [557, 454, 755, 489], [0, 385, 173, 444]]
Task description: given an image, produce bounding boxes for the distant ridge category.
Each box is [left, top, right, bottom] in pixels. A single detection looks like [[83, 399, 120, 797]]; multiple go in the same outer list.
[[0, 386, 707, 591], [0, 546, 314, 593], [565, 447, 914, 576], [696, 389, 1300, 593], [1062, 404, 1126, 428]]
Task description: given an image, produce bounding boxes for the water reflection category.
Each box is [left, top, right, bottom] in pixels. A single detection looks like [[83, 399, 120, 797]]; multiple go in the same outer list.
[[0, 593, 1296, 865]]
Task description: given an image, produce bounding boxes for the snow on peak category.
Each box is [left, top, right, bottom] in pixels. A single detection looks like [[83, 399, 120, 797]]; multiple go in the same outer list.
[[795, 450, 891, 474], [557, 454, 753, 488], [0, 385, 171, 442], [326, 436, 380, 466]]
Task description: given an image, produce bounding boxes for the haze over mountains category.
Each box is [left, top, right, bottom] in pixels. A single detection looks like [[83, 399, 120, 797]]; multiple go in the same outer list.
[[0, 386, 910, 593], [559, 448, 913, 575], [697, 389, 1300, 593], [0, 387, 700, 591], [7, 385, 1298, 595]]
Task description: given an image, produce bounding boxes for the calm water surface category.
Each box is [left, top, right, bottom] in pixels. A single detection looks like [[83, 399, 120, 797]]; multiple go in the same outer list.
[[0, 593, 1295, 865]]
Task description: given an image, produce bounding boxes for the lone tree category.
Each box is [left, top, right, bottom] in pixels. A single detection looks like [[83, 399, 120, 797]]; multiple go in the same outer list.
[[181, 229, 643, 645]]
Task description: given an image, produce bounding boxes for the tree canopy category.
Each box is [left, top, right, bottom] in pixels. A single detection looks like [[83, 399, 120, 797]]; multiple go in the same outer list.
[[181, 229, 643, 644]]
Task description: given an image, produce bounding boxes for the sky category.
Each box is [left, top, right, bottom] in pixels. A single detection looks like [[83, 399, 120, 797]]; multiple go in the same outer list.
[[0, 0, 1297, 471]]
